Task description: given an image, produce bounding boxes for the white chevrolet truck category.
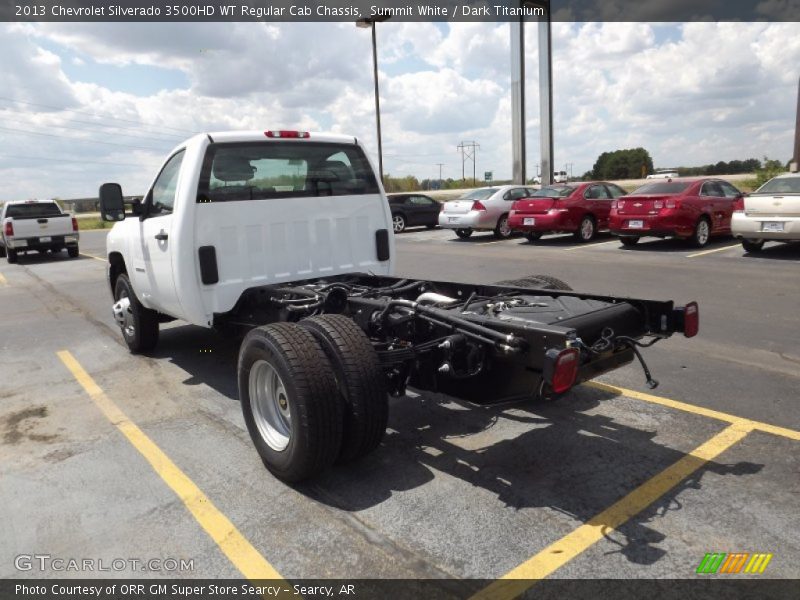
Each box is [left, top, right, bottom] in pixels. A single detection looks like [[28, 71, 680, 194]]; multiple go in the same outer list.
[[99, 130, 699, 483], [1, 199, 80, 263]]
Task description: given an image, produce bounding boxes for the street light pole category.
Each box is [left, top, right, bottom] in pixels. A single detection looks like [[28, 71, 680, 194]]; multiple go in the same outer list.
[[357, 16, 390, 184]]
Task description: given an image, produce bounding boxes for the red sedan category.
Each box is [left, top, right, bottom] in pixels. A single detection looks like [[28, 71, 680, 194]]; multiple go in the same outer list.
[[509, 181, 628, 242], [608, 178, 743, 248]]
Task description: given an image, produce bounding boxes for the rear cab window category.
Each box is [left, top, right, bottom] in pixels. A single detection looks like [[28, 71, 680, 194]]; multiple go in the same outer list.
[[5, 203, 62, 219], [197, 142, 379, 203]]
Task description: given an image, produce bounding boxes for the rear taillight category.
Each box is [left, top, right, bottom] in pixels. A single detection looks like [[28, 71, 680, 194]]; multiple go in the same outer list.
[[654, 200, 663, 209], [545, 347, 581, 394], [732, 197, 745, 213], [683, 301, 699, 338], [617, 200, 626, 209], [611, 200, 617, 210], [264, 130, 310, 138], [665, 198, 680, 209], [4, 221, 13, 236], [472, 201, 487, 211], [72, 217, 79, 232]]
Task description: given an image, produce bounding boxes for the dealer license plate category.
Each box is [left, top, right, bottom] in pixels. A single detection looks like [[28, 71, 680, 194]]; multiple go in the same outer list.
[[628, 220, 644, 229], [39, 236, 51, 242], [762, 222, 784, 233], [448, 217, 459, 223], [523, 218, 535, 226]]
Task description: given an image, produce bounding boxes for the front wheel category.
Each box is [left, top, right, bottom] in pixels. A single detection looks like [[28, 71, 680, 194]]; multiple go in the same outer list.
[[742, 239, 764, 253], [575, 216, 596, 242], [620, 236, 640, 247], [494, 214, 512, 239], [392, 213, 406, 234], [691, 218, 711, 248], [455, 228, 473, 239], [238, 323, 343, 482], [113, 274, 159, 353], [525, 232, 542, 242]]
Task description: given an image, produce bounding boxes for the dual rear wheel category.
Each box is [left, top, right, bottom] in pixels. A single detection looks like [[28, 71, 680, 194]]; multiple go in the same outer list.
[[238, 315, 389, 483]]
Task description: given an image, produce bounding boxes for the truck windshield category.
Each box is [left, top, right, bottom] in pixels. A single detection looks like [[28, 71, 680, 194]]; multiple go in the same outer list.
[[197, 142, 379, 202], [5, 203, 62, 218], [631, 182, 691, 195]]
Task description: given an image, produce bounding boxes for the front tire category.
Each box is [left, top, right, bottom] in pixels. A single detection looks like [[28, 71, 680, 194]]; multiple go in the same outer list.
[[238, 323, 343, 482], [742, 239, 764, 253], [300, 315, 388, 463], [494, 214, 512, 239], [113, 274, 159, 353], [575, 215, 596, 242], [525, 232, 542, 242], [455, 228, 473, 239], [691, 217, 711, 248], [620, 236, 640, 247], [392, 213, 406, 234]]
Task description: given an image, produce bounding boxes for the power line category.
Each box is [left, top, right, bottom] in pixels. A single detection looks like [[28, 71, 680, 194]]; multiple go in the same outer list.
[[0, 154, 160, 168], [0, 125, 173, 151], [0, 115, 186, 145], [457, 141, 479, 184], [0, 96, 198, 135]]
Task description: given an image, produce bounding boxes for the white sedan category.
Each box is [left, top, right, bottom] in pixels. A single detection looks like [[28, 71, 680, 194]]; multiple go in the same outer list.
[[732, 173, 800, 252], [438, 185, 535, 239]]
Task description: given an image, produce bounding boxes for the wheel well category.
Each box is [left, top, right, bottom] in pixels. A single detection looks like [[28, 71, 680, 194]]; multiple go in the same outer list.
[[108, 252, 127, 294]]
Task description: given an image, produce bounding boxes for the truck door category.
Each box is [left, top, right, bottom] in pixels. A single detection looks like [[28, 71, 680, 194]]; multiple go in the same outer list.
[[137, 149, 185, 316]]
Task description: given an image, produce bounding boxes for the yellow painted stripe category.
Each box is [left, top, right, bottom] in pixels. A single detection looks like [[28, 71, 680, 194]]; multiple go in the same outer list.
[[472, 423, 752, 600], [563, 240, 619, 251], [584, 381, 800, 442], [57, 350, 283, 581], [0, 272, 7, 285], [80, 253, 106, 262], [686, 244, 741, 258], [758, 553, 773, 573]]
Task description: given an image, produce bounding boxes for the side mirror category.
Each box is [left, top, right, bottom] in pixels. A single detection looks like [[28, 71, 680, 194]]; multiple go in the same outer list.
[[99, 183, 125, 222]]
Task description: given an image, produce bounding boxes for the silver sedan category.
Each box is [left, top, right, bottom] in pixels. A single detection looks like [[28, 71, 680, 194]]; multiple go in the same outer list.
[[438, 185, 536, 239]]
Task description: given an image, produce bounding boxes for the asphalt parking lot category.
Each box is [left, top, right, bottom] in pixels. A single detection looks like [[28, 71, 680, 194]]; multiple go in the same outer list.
[[1, 227, 798, 594]]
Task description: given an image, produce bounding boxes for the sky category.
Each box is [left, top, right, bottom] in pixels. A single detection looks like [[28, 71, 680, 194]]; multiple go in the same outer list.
[[1, 20, 799, 200]]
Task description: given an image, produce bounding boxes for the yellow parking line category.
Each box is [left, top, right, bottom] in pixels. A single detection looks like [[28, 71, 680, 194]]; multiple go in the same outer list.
[[585, 381, 800, 442], [80, 253, 106, 262], [686, 244, 741, 258], [472, 422, 753, 600], [57, 350, 284, 581], [563, 240, 619, 251], [0, 273, 7, 285]]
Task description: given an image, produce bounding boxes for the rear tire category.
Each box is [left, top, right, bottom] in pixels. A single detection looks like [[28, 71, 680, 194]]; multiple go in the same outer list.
[[114, 274, 159, 353], [495, 274, 572, 291], [575, 215, 596, 242], [741, 239, 764, 253], [426, 224, 437, 229], [620, 236, 640, 247], [300, 315, 388, 463], [67, 245, 79, 258], [455, 228, 473, 239], [691, 217, 711, 248], [494, 214, 512, 239], [238, 323, 343, 483], [7, 249, 18, 263], [392, 213, 406, 234], [525, 232, 542, 242], [0, 244, 6, 258]]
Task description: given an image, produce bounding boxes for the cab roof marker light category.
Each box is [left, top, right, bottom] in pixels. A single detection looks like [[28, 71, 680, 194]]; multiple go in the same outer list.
[[264, 131, 310, 139]]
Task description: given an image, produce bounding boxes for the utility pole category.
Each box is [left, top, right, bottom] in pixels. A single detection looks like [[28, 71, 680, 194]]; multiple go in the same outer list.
[[792, 75, 800, 172], [435, 163, 444, 189], [457, 141, 479, 185]]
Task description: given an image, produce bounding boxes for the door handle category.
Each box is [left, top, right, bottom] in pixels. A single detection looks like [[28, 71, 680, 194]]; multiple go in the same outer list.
[[154, 230, 168, 241]]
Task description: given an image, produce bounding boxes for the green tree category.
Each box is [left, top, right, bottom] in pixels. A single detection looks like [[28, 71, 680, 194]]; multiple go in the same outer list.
[[592, 148, 654, 179]]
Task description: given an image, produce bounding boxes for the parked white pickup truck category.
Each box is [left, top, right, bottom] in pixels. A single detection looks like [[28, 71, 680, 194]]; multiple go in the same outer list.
[[1, 200, 80, 263], [99, 129, 699, 482]]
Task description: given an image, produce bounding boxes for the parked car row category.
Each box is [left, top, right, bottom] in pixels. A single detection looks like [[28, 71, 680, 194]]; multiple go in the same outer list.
[[428, 175, 800, 252]]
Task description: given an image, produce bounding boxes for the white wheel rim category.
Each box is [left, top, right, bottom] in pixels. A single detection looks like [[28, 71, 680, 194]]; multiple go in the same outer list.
[[249, 359, 292, 452], [581, 219, 594, 240]]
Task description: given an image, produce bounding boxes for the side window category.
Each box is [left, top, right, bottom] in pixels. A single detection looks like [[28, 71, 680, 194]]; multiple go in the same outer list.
[[585, 185, 610, 199], [410, 195, 435, 206], [719, 182, 741, 198], [605, 184, 626, 198], [701, 182, 724, 197], [508, 188, 528, 200], [150, 150, 185, 214]]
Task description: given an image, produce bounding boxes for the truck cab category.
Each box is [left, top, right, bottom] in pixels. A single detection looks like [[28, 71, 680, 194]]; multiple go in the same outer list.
[[103, 130, 394, 328]]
